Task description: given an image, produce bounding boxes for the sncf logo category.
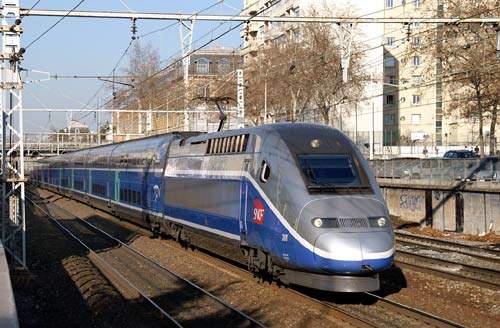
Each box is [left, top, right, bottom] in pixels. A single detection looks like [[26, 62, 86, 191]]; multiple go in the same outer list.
[[252, 198, 265, 225]]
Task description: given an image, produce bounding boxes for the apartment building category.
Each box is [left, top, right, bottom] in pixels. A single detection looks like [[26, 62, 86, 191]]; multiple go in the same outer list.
[[382, 0, 444, 147], [384, 0, 494, 149]]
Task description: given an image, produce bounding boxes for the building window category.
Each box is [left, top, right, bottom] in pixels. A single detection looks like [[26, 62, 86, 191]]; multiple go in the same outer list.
[[386, 95, 395, 105], [412, 55, 421, 66], [411, 114, 421, 125], [385, 55, 396, 67], [386, 37, 396, 47], [412, 95, 421, 105], [196, 58, 210, 74], [411, 22, 421, 29], [384, 114, 395, 125], [386, 0, 394, 8], [412, 75, 422, 85], [414, 0, 422, 7], [388, 75, 397, 85], [218, 58, 230, 74], [412, 36, 421, 46]]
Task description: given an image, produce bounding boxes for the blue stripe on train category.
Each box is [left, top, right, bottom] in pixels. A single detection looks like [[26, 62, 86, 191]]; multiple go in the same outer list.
[[36, 168, 393, 274]]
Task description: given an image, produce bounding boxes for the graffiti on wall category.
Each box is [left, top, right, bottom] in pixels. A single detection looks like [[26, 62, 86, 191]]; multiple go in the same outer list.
[[399, 191, 424, 212]]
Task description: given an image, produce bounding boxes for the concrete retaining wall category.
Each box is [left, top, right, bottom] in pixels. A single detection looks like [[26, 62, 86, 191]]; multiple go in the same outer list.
[[378, 178, 500, 235]]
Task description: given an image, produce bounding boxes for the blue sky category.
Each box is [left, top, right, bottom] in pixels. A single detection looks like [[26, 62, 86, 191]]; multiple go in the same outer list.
[[21, 0, 243, 133]]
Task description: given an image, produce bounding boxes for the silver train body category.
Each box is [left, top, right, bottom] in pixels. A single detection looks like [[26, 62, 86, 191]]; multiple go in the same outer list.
[[33, 123, 394, 292]]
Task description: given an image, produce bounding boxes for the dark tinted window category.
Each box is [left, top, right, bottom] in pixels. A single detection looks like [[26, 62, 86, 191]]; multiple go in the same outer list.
[[444, 151, 457, 158], [298, 154, 361, 187]]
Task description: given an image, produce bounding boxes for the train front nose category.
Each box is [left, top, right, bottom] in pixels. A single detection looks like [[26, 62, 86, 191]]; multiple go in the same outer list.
[[299, 197, 394, 274], [313, 231, 394, 273]]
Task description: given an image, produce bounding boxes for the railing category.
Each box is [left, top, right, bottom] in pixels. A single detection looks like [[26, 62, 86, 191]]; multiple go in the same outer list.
[[370, 158, 499, 182]]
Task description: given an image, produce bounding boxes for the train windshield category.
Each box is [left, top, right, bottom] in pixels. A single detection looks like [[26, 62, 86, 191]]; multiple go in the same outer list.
[[298, 154, 368, 190]]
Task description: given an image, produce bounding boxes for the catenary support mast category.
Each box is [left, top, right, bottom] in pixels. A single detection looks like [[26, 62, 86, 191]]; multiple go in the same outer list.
[[1, 0, 25, 267]]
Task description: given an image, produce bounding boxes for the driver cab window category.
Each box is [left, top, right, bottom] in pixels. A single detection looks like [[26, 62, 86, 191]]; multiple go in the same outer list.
[[260, 160, 271, 183]]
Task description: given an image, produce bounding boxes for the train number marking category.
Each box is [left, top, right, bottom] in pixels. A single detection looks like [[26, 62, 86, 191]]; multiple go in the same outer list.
[[252, 198, 265, 225]]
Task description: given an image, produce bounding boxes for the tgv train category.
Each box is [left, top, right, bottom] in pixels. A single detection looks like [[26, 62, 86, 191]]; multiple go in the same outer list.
[[32, 123, 394, 292]]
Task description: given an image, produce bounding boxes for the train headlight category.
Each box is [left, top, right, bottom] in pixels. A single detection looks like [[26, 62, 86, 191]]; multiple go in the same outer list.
[[368, 216, 389, 228], [312, 218, 323, 228]]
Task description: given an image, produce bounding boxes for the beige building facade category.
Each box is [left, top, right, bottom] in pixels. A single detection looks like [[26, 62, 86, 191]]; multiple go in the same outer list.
[[383, 0, 487, 150]]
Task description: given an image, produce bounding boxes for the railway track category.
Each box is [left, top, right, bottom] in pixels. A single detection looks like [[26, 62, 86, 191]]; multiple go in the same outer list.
[[395, 230, 500, 264], [361, 292, 464, 328], [28, 188, 471, 327], [394, 231, 500, 290], [26, 192, 264, 328]]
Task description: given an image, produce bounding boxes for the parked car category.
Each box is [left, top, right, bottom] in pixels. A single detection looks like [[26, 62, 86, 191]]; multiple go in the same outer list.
[[443, 150, 479, 159]]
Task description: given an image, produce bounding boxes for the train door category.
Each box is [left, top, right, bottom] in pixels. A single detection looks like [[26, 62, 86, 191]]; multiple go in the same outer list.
[[239, 159, 253, 243]]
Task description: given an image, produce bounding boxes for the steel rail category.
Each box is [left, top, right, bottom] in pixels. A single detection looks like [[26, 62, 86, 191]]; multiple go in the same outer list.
[[286, 289, 377, 328], [26, 190, 266, 328], [25, 195, 183, 328], [395, 249, 500, 290], [395, 230, 500, 263], [20, 9, 500, 24], [363, 292, 465, 328]]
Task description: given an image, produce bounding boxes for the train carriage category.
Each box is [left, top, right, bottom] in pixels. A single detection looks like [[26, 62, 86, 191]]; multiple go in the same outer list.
[[32, 123, 394, 292]]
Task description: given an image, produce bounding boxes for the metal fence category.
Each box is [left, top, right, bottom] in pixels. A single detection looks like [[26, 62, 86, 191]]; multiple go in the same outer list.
[[369, 158, 499, 181]]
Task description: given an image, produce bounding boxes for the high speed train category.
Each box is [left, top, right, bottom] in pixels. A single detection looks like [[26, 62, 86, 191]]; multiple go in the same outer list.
[[32, 123, 394, 292]]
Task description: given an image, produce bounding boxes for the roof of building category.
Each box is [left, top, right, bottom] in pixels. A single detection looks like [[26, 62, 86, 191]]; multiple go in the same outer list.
[[193, 45, 239, 56]]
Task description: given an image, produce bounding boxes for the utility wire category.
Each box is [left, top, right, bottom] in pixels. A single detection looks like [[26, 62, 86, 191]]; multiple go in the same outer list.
[[25, 0, 42, 16], [139, 0, 226, 38], [25, 0, 86, 49], [80, 38, 135, 116]]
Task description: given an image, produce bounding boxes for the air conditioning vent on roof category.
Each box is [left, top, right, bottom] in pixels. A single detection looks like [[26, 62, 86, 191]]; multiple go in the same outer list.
[[206, 134, 249, 155]]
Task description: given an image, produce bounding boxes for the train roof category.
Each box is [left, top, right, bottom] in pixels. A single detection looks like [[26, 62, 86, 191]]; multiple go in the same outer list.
[[41, 123, 344, 162]]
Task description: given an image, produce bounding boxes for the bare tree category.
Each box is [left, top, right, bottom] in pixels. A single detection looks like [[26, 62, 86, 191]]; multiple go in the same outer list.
[[417, 1, 500, 157], [244, 7, 369, 126]]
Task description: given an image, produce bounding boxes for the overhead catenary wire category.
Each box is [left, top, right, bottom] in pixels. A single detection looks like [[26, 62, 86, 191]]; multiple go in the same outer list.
[[81, 38, 135, 112], [25, 0, 42, 17], [255, 3, 500, 80], [24, 1, 500, 136], [82, 0, 245, 121], [104, 35, 498, 134], [93, 3, 499, 136], [139, 0, 227, 39], [99, 0, 283, 110], [141, 1, 425, 119], [25, 0, 86, 49]]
